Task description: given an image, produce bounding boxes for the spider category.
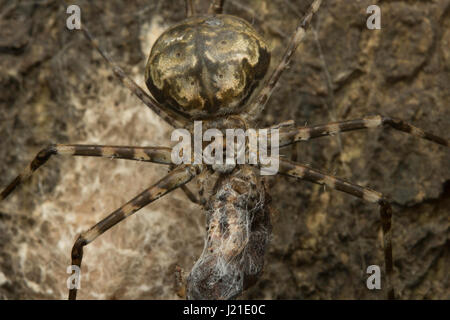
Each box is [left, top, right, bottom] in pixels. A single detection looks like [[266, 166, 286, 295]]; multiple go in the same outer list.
[[0, 0, 448, 300]]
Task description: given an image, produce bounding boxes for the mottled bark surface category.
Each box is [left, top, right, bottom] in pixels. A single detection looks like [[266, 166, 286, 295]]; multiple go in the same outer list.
[[0, 0, 448, 299]]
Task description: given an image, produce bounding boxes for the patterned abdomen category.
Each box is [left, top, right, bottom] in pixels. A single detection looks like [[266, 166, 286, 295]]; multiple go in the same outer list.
[[186, 166, 272, 300], [145, 15, 270, 119]]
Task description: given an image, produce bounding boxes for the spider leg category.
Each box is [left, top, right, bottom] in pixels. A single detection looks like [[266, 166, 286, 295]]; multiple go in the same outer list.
[[68, 164, 202, 300], [275, 159, 395, 299], [208, 0, 225, 14], [185, 0, 195, 17], [169, 163, 203, 205], [78, 25, 188, 128], [0, 144, 173, 201], [276, 115, 449, 147], [244, 0, 322, 120], [179, 167, 215, 206], [227, 0, 287, 38], [180, 185, 201, 204]]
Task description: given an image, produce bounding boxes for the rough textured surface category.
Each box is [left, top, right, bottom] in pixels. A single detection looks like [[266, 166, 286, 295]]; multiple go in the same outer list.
[[0, 0, 448, 300]]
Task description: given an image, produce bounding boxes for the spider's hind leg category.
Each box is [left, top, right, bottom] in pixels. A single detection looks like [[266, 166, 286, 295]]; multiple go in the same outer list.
[[185, 0, 195, 17], [79, 27, 188, 128], [244, 0, 322, 120], [208, 0, 225, 14]]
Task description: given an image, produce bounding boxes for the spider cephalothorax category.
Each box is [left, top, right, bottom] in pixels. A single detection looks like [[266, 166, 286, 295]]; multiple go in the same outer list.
[[145, 14, 270, 119]]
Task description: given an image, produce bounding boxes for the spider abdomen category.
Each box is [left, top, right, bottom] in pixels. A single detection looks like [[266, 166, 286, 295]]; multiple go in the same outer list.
[[145, 14, 270, 120]]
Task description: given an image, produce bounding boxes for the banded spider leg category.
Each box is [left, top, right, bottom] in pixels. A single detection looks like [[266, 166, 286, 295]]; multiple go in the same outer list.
[[0, 0, 208, 300], [0, 145, 173, 201], [276, 160, 395, 299], [255, 115, 449, 299], [239, 0, 448, 299], [69, 164, 203, 300]]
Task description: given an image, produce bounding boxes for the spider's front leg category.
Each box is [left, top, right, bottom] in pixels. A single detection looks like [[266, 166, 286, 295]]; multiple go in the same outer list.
[[0, 144, 172, 201], [275, 159, 396, 299], [69, 164, 203, 300]]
